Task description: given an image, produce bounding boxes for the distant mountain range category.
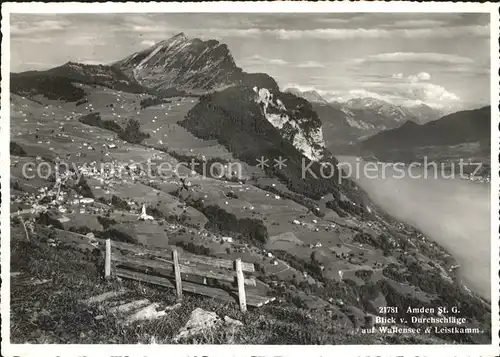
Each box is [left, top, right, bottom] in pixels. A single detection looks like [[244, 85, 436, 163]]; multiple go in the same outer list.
[[358, 106, 491, 162], [285, 87, 443, 126], [11, 33, 355, 202], [284, 87, 444, 152], [11, 32, 488, 166], [11, 62, 148, 102], [284, 88, 328, 104]]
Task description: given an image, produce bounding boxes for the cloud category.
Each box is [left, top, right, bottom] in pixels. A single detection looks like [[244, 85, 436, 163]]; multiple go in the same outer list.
[[141, 40, 157, 47], [17, 37, 53, 43], [242, 54, 289, 66], [311, 70, 461, 108], [324, 85, 459, 109], [355, 52, 474, 65], [131, 25, 166, 33], [361, 75, 460, 108], [66, 35, 107, 46], [242, 55, 326, 68], [382, 19, 448, 28], [123, 24, 489, 41], [327, 89, 399, 103], [79, 60, 108, 65], [440, 65, 490, 76], [270, 25, 488, 40], [409, 82, 460, 101], [268, 59, 288, 66], [191, 28, 264, 39], [314, 18, 353, 25], [407, 72, 431, 82], [19, 61, 58, 70], [294, 61, 325, 69], [11, 19, 70, 36]]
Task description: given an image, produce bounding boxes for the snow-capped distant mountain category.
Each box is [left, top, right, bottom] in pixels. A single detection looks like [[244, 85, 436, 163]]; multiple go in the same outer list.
[[286, 87, 443, 153], [344, 97, 409, 123], [284, 88, 328, 104], [288, 87, 442, 129], [345, 98, 444, 125]]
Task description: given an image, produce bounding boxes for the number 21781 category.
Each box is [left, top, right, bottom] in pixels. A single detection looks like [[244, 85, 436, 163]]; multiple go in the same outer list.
[[378, 306, 398, 314]]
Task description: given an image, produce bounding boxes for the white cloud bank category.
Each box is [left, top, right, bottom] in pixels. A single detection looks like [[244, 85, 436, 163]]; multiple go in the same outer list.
[[355, 52, 475, 65], [297, 71, 461, 109], [140, 39, 157, 47], [269, 25, 488, 40], [122, 25, 489, 41]]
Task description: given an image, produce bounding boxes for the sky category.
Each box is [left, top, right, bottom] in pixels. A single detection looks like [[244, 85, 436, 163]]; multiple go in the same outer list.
[[10, 13, 490, 109]]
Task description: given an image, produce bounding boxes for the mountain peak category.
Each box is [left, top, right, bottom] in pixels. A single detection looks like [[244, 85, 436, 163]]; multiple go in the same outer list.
[[155, 32, 189, 48], [115, 34, 243, 94], [171, 32, 187, 40]]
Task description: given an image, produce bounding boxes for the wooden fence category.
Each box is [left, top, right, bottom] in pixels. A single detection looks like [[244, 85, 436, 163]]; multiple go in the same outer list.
[[37, 226, 275, 311]]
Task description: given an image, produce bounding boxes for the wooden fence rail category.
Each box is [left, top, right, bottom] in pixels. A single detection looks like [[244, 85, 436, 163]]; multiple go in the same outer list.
[[104, 238, 274, 311], [36, 226, 275, 309]]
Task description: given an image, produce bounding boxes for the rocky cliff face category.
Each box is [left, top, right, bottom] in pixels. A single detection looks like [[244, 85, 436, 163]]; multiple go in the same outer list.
[[114, 33, 244, 94], [116, 33, 327, 164], [179, 84, 355, 202], [254, 87, 325, 161]]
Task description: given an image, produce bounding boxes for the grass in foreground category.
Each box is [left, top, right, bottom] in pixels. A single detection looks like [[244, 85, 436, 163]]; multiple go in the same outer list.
[[10, 227, 440, 345]]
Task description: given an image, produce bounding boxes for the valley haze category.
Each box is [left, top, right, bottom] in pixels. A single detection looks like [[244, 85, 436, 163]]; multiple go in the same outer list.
[[2, 4, 498, 357]]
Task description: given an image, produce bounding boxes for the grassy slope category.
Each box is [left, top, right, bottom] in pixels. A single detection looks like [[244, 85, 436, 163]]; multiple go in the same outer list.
[[9, 87, 490, 345], [10, 225, 446, 345]]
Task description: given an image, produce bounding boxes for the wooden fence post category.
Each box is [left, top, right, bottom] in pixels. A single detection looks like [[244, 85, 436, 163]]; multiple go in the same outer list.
[[173, 249, 183, 301], [235, 258, 247, 312], [105, 238, 111, 279], [19, 216, 30, 241]]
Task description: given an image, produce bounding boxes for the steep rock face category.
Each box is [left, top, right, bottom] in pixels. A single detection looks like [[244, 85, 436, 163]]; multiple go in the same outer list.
[[114, 33, 244, 94], [179, 85, 365, 203], [254, 87, 325, 161]]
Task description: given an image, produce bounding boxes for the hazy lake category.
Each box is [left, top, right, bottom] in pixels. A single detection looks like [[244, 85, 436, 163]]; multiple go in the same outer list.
[[338, 156, 491, 301]]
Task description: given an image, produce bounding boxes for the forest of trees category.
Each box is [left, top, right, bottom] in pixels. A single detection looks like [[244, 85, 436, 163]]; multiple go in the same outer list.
[[118, 119, 150, 144]]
